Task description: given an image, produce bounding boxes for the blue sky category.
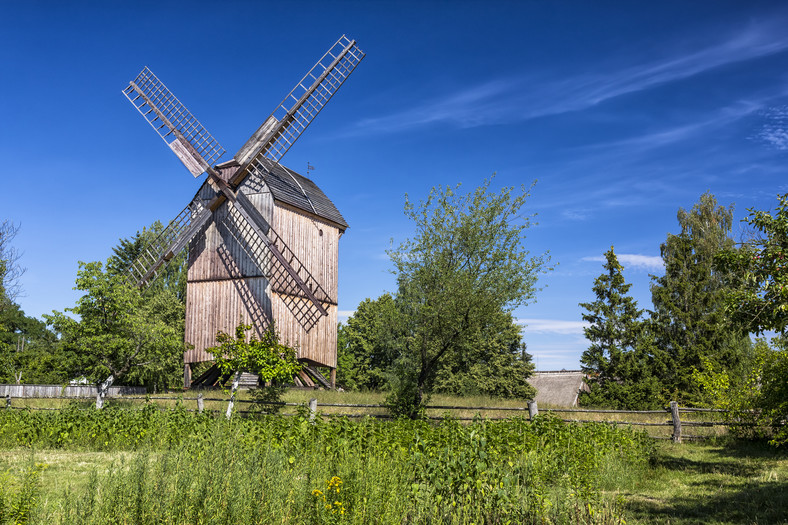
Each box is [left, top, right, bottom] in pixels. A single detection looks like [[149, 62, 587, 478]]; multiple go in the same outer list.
[[2, 1, 788, 370]]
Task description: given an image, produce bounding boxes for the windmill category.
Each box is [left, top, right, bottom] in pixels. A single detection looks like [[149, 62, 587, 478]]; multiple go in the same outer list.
[[121, 35, 364, 388]]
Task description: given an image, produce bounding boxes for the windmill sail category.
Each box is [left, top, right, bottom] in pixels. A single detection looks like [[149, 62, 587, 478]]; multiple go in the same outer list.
[[128, 199, 212, 287], [123, 67, 226, 176], [233, 35, 365, 185]]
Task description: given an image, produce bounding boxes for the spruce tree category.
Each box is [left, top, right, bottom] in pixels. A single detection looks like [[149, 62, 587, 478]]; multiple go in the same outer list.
[[579, 247, 660, 408]]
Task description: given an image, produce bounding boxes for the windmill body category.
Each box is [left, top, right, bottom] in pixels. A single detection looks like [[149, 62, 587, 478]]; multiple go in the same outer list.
[[121, 36, 364, 388], [183, 162, 347, 380]]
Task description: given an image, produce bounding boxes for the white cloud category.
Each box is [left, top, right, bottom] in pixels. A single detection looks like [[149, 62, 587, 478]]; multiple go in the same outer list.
[[346, 20, 788, 135], [517, 318, 588, 335], [582, 253, 664, 271], [758, 105, 788, 150], [337, 310, 355, 323]]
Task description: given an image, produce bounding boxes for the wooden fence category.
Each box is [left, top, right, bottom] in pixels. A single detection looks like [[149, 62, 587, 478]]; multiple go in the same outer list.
[[0, 384, 145, 398], [2, 392, 747, 443]]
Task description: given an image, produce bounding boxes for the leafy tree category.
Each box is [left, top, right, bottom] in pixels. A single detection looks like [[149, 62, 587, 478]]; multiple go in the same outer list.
[[433, 312, 536, 399], [649, 192, 752, 404], [0, 220, 24, 304], [712, 193, 788, 445], [107, 221, 188, 302], [336, 294, 402, 391], [46, 260, 184, 397], [716, 193, 788, 334], [206, 323, 302, 416], [579, 247, 665, 409], [386, 177, 550, 417], [0, 302, 63, 384]]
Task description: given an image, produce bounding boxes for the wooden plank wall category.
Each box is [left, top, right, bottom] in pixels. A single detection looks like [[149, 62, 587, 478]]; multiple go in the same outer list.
[[0, 384, 145, 398], [184, 176, 341, 369]]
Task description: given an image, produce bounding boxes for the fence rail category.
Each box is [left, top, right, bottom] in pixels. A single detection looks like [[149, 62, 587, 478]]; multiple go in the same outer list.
[[2, 390, 760, 443]]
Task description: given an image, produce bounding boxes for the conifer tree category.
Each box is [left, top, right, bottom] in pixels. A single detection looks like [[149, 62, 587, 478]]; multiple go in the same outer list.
[[579, 247, 661, 408]]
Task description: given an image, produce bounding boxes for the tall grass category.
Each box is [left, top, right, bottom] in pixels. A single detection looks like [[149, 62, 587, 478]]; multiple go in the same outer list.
[[0, 406, 653, 524]]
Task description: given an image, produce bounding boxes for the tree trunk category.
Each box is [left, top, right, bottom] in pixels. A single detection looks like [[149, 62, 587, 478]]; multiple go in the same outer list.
[[96, 375, 115, 409], [225, 371, 241, 419]]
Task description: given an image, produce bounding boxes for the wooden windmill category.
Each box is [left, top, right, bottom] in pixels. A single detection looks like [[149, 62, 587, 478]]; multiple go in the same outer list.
[[121, 35, 364, 388]]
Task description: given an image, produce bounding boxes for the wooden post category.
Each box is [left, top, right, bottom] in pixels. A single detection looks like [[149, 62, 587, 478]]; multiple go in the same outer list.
[[309, 398, 317, 423], [670, 401, 682, 443], [5, 394, 10, 409], [197, 392, 204, 414], [528, 400, 538, 420], [183, 363, 192, 389], [330, 368, 337, 389]]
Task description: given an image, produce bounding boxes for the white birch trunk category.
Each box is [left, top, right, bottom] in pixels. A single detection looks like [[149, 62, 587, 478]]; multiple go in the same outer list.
[[225, 371, 241, 419], [96, 375, 115, 409]]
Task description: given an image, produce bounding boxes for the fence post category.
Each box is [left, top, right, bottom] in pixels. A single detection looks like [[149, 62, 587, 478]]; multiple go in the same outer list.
[[527, 400, 538, 420], [5, 394, 10, 409], [309, 398, 317, 423], [670, 401, 682, 443], [197, 392, 204, 414]]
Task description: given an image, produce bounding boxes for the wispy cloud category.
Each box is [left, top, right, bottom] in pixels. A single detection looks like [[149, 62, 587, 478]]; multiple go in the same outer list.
[[517, 318, 588, 335], [582, 253, 664, 270], [757, 105, 788, 150], [347, 20, 788, 135]]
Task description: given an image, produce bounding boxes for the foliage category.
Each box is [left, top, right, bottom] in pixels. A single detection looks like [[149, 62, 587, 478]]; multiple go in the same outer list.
[[716, 193, 788, 334], [386, 177, 550, 417], [336, 294, 401, 391], [0, 407, 654, 524], [0, 460, 44, 525], [106, 221, 187, 303], [45, 260, 184, 392], [579, 247, 664, 409], [648, 192, 752, 405], [0, 303, 62, 384], [205, 323, 302, 388], [0, 220, 24, 304]]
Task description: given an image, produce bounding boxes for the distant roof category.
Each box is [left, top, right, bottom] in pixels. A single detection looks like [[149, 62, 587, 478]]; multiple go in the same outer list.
[[215, 159, 348, 231], [526, 370, 589, 407]]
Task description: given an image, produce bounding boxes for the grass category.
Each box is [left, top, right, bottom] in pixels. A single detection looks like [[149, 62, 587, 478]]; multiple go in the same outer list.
[[622, 439, 788, 524]]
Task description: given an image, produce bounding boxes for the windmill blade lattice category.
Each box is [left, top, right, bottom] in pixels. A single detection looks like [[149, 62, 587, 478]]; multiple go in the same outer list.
[[123, 67, 226, 176], [128, 199, 211, 287], [224, 200, 330, 331], [238, 35, 364, 182]]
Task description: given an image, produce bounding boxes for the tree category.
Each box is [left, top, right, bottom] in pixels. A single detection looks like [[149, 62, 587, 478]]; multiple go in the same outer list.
[[206, 323, 302, 416], [579, 247, 664, 409], [716, 193, 788, 334], [386, 177, 550, 417], [46, 260, 184, 400], [0, 302, 63, 384], [649, 192, 751, 404], [336, 294, 402, 391], [0, 220, 24, 305], [107, 221, 188, 302], [713, 193, 788, 445]]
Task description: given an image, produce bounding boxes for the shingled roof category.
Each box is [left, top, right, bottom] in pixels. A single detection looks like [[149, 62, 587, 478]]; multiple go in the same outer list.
[[214, 159, 348, 231]]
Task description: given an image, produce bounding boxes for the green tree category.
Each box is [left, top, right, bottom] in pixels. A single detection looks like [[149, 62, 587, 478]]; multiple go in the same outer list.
[[0, 302, 63, 384], [433, 312, 536, 399], [46, 260, 184, 398], [649, 192, 751, 404], [206, 323, 302, 416], [579, 247, 665, 409], [336, 294, 402, 391], [713, 193, 788, 445], [107, 221, 188, 302], [386, 177, 550, 417]]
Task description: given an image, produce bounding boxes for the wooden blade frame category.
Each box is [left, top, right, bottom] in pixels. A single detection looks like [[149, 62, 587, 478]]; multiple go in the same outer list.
[[233, 35, 365, 186], [123, 67, 225, 177], [123, 36, 364, 323]]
